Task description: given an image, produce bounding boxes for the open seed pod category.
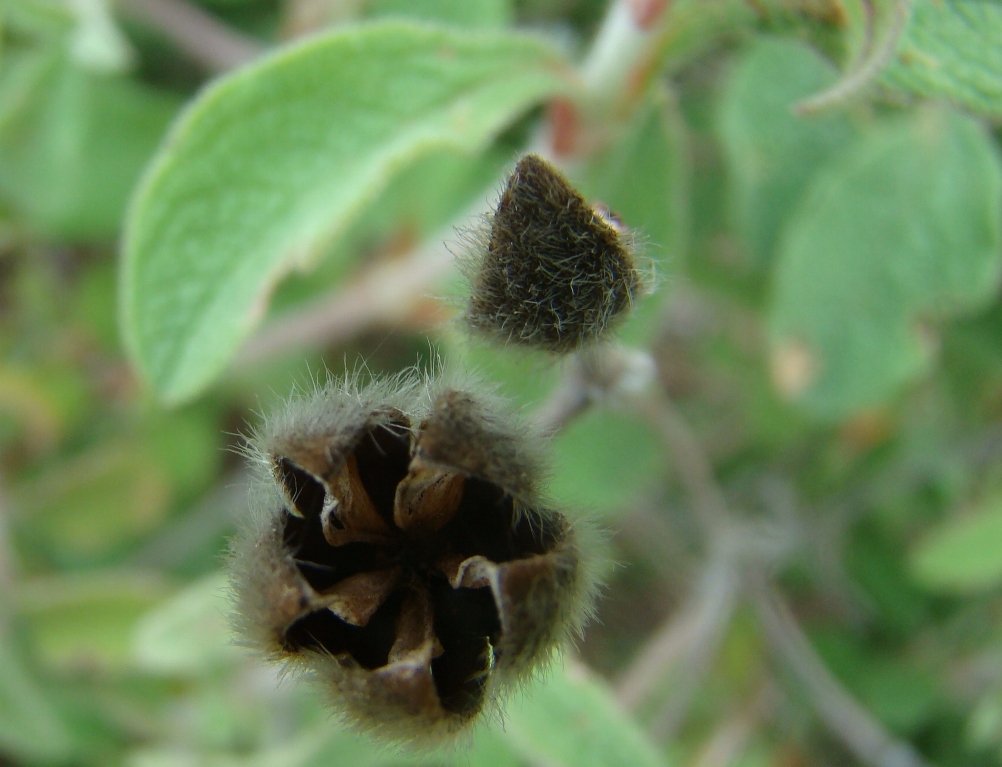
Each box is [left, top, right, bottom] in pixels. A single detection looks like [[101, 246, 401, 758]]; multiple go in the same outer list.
[[230, 373, 596, 745], [462, 153, 644, 353]]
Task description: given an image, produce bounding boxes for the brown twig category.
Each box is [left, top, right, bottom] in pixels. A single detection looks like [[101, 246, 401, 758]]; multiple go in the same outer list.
[[751, 575, 931, 767], [688, 683, 778, 767], [117, 0, 264, 73], [236, 237, 456, 367], [533, 361, 595, 437], [627, 387, 730, 532], [616, 543, 740, 712]]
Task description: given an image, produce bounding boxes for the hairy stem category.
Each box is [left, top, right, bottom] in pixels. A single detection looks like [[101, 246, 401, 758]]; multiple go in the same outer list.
[[794, 0, 914, 115]]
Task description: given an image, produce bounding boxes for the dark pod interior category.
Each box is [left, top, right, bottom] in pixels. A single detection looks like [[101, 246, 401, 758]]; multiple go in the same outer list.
[[276, 419, 560, 715]]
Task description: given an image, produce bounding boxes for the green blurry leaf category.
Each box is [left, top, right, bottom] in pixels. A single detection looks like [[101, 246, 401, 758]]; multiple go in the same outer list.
[[1, 0, 75, 40], [461, 726, 524, 767], [0, 55, 179, 239], [440, 331, 560, 409], [143, 404, 222, 494], [121, 21, 573, 405], [718, 37, 854, 266], [504, 658, 666, 767], [270, 144, 510, 316], [16, 571, 169, 670], [812, 630, 940, 734], [551, 407, 662, 516], [966, 693, 1002, 750], [0, 365, 65, 452], [133, 572, 240, 674], [883, 0, 1002, 117], [846, 524, 929, 636], [911, 497, 1002, 592], [770, 108, 1002, 420], [367, 0, 512, 27], [0, 48, 58, 132], [581, 89, 690, 347], [584, 88, 689, 268], [857, 660, 939, 732], [14, 441, 171, 562], [0, 636, 76, 764]]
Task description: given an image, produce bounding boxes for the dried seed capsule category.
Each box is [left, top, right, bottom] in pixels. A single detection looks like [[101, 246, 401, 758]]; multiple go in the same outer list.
[[230, 372, 596, 746], [462, 154, 643, 353]]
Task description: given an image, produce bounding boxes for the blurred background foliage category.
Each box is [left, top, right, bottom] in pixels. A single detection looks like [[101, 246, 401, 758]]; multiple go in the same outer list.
[[2, 0, 1002, 765]]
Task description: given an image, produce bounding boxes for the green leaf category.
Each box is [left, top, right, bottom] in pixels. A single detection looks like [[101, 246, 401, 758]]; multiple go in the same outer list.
[[121, 21, 573, 405], [133, 572, 242, 675], [718, 37, 854, 267], [503, 658, 666, 767], [367, 0, 512, 28], [769, 108, 1002, 420], [13, 441, 171, 563], [911, 497, 1002, 593], [583, 88, 689, 269], [0, 636, 76, 764], [0, 55, 179, 239], [15, 571, 169, 670], [883, 0, 1002, 118], [269, 144, 511, 317], [580, 89, 690, 346], [550, 407, 663, 517]]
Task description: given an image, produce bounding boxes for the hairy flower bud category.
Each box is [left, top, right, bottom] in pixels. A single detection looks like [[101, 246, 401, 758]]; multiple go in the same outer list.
[[229, 371, 596, 745], [462, 154, 644, 353]]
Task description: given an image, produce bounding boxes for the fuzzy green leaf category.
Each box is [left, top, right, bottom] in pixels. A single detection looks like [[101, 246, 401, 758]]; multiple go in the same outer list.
[[883, 0, 1002, 117], [718, 37, 854, 266], [367, 0, 512, 27], [770, 108, 1002, 420], [121, 22, 573, 404]]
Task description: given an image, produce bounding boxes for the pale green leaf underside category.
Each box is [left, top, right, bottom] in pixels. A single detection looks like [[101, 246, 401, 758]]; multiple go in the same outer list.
[[770, 108, 1002, 420], [883, 0, 1002, 117], [583, 87, 689, 268], [551, 408, 663, 517], [911, 498, 1002, 593], [121, 21, 573, 404], [503, 659, 666, 767], [718, 37, 853, 266]]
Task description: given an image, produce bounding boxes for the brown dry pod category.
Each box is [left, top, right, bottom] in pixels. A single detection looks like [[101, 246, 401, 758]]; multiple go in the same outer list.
[[230, 372, 596, 746], [462, 154, 644, 353]]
